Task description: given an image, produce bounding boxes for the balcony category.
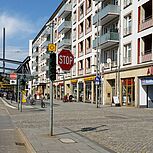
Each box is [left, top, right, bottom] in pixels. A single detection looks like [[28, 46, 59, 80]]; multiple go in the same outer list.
[[58, 3, 72, 18], [32, 61, 38, 67], [79, 51, 84, 57], [32, 51, 39, 58], [104, 63, 110, 69], [93, 5, 120, 25], [41, 66, 49, 72], [58, 21, 72, 33], [58, 38, 71, 49], [140, 16, 153, 31], [41, 40, 49, 48], [141, 52, 152, 63], [93, 32, 119, 49], [41, 29, 50, 38]]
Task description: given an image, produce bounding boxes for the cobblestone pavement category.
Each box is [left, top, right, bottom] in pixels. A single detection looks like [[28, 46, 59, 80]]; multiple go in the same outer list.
[[0, 100, 27, 153], [6, 99, 153, 153]]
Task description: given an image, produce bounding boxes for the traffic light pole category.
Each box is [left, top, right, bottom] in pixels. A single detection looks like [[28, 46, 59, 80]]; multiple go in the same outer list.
[[50, 80, 53, 136]]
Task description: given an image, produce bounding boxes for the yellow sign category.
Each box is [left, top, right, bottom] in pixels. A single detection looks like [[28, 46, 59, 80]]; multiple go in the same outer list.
[[22, 90, 27, 103], [84, 76, 95, 81], [71, 79, 77, 84], [48, 43, 56, 52]]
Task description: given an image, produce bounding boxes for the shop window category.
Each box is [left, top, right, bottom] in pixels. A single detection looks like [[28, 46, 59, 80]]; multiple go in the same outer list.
[[121, 78, 135, 106]]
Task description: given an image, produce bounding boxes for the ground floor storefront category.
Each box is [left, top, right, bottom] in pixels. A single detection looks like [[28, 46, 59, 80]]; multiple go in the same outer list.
[[104, 65, 153, 108]]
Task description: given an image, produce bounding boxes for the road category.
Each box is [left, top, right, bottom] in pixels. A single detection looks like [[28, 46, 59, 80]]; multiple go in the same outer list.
[[3, 99, 153, 153]]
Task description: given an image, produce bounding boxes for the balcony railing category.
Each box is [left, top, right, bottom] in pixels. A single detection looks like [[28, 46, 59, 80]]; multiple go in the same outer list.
[[79, 32, 84, 38], [86, 68, 91, 74], [123, 26, 132, 36], [79, 51, 84, 57], [32, 52, 39, 58], [32, 61, 38, 67], [140, 16, 153, 31], [86, 48, 92, 54], [93, 4, 120, 25], [93, 32, 119, 49], [58, 3, 72, 18], [58, 38, 71, 49], [123, 57, 131, 64], [58, 21, 72, 33], [111, 60, 117, 67], [79, 69, 83, 75], [141, 51, 152, 63], [104, 63, 110, 69]]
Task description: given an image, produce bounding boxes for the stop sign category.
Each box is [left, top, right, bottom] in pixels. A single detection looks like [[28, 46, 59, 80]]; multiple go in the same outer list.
[[58, 49, 74, 71], [10, 73, 17, 80]]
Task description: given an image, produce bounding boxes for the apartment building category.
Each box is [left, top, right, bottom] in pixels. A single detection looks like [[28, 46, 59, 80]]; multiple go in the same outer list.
[[92, 0, 153, 108], [31, 0, 153, 107]]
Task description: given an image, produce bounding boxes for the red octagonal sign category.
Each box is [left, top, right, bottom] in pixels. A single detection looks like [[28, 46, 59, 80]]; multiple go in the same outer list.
[[58, 49, 74, 71]]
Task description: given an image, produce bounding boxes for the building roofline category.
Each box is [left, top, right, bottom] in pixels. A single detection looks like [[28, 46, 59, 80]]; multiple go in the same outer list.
[[32, 0, 67, 45]]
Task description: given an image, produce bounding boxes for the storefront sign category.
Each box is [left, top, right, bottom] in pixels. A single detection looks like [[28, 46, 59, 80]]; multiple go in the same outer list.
[[84, 76, 95, 81], [71, 79, 77, 84], [141, 78, 153, 85]]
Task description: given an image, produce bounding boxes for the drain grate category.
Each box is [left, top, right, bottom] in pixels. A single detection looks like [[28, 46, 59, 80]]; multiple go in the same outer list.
[[59, 138, 76, 143]]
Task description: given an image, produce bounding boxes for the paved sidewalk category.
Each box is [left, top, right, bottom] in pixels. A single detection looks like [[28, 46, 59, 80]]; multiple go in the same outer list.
[[20, 127, 114, 153], [2, 98, 115, 153], [0, 99, 26, 153]]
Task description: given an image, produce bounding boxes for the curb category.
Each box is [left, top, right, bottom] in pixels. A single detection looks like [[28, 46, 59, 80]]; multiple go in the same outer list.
[[16, 128, 36, 153]]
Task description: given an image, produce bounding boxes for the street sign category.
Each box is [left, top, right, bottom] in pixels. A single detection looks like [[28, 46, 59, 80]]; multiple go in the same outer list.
[[58, 49, 74, 71], [10, 73, 17, 80], [10, 80, 17, 85], [95, 76, 101, 85], [48, 43, 56, 52]]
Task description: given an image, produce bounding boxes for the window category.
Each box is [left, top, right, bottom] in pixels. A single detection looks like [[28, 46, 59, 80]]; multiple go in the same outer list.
[[79, 60, 83, 70], [86, 37, 91, 49], [123, 43, 131, 64], [124, 13, 132, 36], [86, 57, 91, 68]]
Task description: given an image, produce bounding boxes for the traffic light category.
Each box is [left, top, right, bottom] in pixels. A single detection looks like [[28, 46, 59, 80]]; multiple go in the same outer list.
[[49, 52, 56, 81]]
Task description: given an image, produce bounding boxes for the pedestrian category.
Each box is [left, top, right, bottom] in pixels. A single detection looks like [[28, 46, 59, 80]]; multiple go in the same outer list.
[[41, 96, 45, 108]]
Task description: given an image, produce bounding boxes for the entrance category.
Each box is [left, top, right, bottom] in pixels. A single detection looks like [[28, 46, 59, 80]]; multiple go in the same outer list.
[[121, 78, 135, 106]]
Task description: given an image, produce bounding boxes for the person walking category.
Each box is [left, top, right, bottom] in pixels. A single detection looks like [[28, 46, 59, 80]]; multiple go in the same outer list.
[[41, 96, 45, 108]]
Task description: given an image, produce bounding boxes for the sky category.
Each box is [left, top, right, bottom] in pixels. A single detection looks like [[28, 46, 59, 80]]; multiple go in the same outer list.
[[0, 0, 61, 70]]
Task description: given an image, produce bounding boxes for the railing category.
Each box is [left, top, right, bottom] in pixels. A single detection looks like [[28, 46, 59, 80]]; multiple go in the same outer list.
[[79, 69, 83, 75], [58, 3, 72, 18], [86, 68, 91, 74], [104, 63, 110, 69], [123, 57, 131, 64], [79, 32, 84, 38], [111, 61, 117, 67], [58, 21, 72, 33], [79, 51, 84, 57], [123, 0, 132, 8], [141, 51, 152, 63], [86, 48, 92, 54], [86, 27, 92, 34], [123, 26, 132, 36], [140, 16, 153, 31], [93, 4, 120, 25]]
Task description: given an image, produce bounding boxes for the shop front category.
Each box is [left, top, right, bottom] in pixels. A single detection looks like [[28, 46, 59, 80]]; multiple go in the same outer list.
[[71, 79, 77, 101], [121, 78, 135, 107], [139, 77, 153, 108]]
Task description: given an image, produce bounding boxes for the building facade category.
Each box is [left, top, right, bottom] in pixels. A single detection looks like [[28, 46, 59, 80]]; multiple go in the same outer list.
[[30, 0, 153, 108]]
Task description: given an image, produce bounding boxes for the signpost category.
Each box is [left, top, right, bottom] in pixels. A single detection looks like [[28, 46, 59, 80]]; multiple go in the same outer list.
[[58, 49, 74, 71]]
